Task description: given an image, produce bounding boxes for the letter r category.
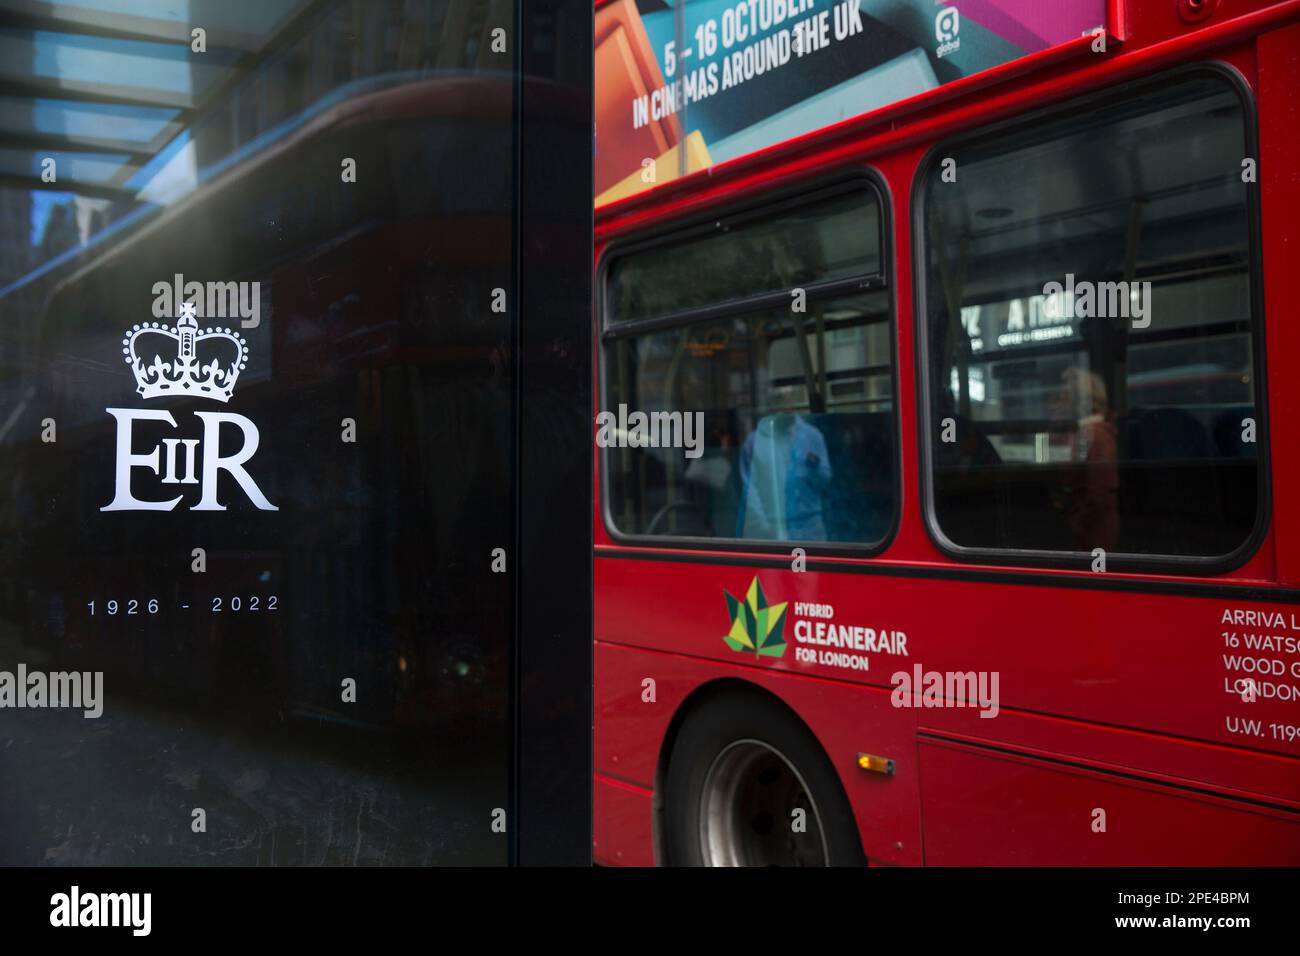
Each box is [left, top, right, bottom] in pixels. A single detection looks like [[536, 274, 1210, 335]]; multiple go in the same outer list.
[[191, 411, 278, 511]]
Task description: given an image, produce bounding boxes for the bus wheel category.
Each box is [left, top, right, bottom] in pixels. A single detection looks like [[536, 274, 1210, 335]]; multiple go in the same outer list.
[[664, 689, 865, 866]]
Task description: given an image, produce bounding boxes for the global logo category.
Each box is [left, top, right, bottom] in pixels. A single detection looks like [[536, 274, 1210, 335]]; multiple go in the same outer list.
[[722, 576, 789, 658], [935, 6, 961, 58]]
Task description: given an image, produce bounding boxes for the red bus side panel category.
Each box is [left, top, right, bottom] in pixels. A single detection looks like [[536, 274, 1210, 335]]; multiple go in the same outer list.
[[595, 640, 923, 865], [919, 738, 1300, 865]]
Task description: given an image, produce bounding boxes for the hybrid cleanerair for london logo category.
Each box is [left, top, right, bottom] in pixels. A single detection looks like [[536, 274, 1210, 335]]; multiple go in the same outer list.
[[723, 576, 790, 658], [102, 300, 276, 512]]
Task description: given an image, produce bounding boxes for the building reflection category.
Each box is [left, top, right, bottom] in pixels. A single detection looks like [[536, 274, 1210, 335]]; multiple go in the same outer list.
[[0, 0, 549, 867]]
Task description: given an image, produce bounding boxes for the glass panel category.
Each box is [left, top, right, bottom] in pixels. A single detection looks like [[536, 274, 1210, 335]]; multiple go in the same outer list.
[[0, 147, 133, 184], [606, 187, 880, 325], [922, 75, 1258, 559], [0, 0, 519, 866], [0, 0, 308, 38], [1, 0, 509, 288], [0, 29, 232, 105], [0, 97, 179, 145]]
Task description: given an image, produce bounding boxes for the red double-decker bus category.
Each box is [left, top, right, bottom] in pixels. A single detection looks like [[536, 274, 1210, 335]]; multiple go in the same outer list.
[[592, 0, 1300, 865]]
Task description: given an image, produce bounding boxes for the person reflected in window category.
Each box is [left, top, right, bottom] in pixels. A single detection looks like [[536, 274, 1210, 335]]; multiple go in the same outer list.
[[1051, 368, 1120, 553], [737, 413, 833, 541]]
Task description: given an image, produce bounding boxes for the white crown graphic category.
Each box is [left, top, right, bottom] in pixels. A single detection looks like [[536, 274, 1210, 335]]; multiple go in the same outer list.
[[122, 303, 248, 403]]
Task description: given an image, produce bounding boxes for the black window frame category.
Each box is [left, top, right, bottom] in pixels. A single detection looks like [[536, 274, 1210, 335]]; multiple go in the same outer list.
[[597, 169, 902, 558], [911, 63, 1271, 575]]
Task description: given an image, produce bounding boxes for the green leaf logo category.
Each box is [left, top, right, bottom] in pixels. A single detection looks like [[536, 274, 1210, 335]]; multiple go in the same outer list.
[[723, 576, 788, 658]]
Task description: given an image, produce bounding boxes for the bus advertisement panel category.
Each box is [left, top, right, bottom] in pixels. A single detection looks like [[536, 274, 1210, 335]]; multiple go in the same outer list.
[[596, 0, 1110, 203]]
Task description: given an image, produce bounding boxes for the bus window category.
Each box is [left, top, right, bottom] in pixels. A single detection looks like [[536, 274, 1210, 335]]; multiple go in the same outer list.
[[606, 189, 880, 326], [920, 73, 1261, 562], [603, 184, 895, 547]]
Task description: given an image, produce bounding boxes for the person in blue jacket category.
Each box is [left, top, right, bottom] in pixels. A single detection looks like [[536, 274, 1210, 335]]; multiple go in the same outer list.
[[737, 412, 833, 541]]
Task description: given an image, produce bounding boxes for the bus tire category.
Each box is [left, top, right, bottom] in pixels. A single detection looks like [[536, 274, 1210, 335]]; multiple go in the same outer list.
[[663, 688, 865, 867]]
